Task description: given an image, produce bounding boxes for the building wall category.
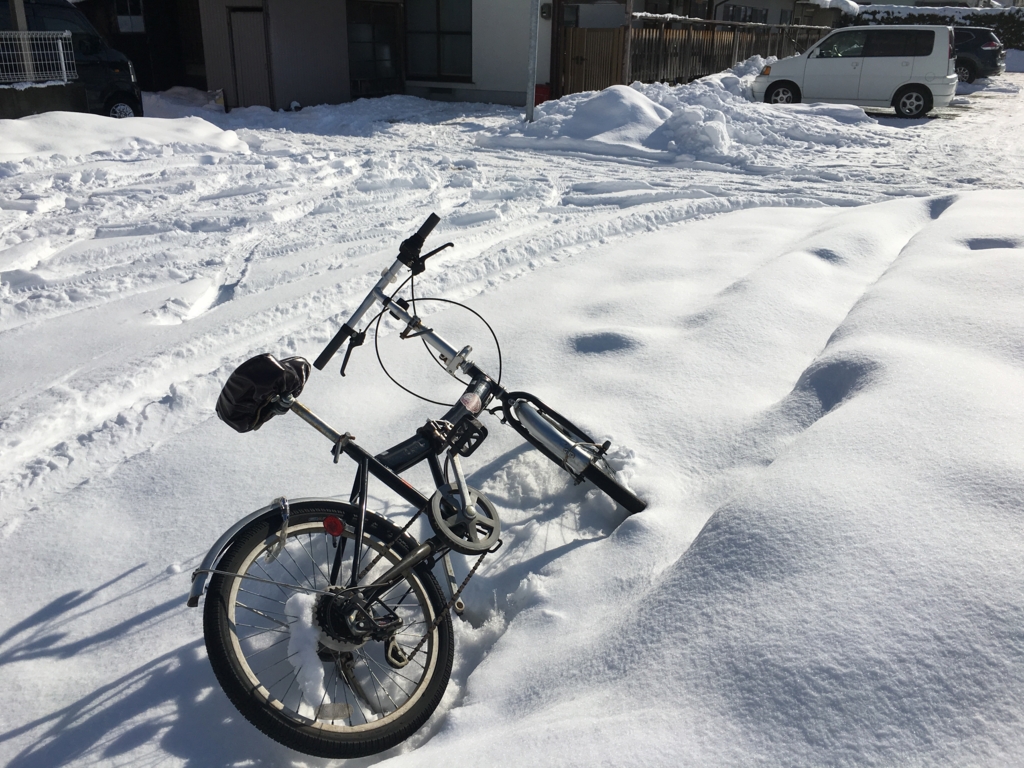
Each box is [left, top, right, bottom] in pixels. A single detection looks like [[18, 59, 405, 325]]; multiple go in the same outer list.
[[266, 0, 349, 108], [199, 0, 349, 110], [406, 0, 552, 106], [198, 0, 551, 109], [197, 0, 262, 108]]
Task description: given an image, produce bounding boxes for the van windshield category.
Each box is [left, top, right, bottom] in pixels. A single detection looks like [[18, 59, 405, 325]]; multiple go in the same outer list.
[[28, 5, 101, 36]]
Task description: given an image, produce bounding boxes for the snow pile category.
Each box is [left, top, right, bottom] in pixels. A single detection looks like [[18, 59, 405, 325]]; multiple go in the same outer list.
[[144, 87, 517, 138], [862, 3, 1016, 17], [483, 57, 887, 168], [0, 111, 247, 163], [803, 0, 861, 15], [1007, 49, 1024, 72]]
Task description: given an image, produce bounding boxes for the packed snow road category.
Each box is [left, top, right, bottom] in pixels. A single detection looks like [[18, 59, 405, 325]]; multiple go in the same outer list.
[[2, 68, 1024, 767]]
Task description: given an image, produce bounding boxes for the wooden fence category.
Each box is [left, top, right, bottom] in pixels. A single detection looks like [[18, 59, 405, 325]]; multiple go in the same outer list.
[[558, 19, 830, 97]]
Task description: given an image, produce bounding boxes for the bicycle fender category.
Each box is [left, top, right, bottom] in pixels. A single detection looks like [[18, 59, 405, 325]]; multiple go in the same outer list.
[[186, 496, 344, 607]]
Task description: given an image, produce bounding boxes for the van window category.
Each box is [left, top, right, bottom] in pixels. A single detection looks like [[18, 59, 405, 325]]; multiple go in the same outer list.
[[863, 29, 935, 57], [815, 30, 866, 58]]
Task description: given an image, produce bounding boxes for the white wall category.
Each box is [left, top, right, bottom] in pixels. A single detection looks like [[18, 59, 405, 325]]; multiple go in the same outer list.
[[408, 0, 552, 96]]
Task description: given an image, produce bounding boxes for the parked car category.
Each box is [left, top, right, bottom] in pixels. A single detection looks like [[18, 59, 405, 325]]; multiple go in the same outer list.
[[953, 26, 1005, 83], [752, 25, 958, 119], [0, 0, 143, 117]]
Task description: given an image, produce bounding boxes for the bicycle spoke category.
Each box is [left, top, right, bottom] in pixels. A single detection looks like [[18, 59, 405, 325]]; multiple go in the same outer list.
[[360, 651, 421, 690], [260, 650, 302, 688], [244, 634, 290, 657], [253, 559, 296, 599], [357, 649, 400, 713], [238, 588, 289, 608], [297, 532, 331, 588], [282, 545, 318, 591], [237, 603, 293, 628]]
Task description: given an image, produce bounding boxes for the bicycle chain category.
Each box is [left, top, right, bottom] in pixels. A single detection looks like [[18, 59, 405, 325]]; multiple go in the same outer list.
[[409, 549, 488, 661], [350, 504, 489, 661], [357, 507, 424, 581]]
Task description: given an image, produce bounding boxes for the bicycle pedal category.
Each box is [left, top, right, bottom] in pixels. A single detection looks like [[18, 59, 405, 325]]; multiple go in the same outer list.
[[385, 637, 410, 669]]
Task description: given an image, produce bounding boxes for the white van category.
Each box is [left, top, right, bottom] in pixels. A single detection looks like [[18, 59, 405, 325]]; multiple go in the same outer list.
[[752, 25, 958, 118]]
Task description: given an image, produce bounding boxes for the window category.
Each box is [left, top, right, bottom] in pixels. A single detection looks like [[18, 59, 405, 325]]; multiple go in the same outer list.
[[406, 0, 471, 81], [779, 8, 792, 24], [863, 29, 934, 57], [116, 0, 144, 34], [815, 30, 866, 58], [721, 5, 768, 23]]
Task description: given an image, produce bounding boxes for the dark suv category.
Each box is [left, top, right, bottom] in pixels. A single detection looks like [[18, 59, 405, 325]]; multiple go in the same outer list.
[[0, 0, 143, 117], [953, 26, 1006, 83]]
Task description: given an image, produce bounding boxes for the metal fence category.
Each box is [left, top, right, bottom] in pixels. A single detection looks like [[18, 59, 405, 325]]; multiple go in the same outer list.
[[0, 31, 78, 85], [558, 18, 830, 97]]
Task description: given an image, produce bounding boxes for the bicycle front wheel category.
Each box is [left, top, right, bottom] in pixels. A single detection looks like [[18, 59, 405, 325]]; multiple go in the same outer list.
[[203, 501, 453, 759], [509, 394, 647, 515], [582, 460, 646, 515]]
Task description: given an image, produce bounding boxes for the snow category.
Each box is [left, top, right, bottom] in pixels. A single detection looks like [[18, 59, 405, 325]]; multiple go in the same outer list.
[[486, 59, 970, 170], [3, 65, 1024, 766], [0, 111, 247, 162], [804, 0, 861, 16]]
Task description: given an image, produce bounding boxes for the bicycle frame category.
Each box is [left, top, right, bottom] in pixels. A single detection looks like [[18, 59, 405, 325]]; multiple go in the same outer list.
[[188, 370, 499, 608]]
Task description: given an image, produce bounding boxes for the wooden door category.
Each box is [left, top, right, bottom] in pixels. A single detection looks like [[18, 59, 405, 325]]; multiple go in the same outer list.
[[229, 9, 272, 107]]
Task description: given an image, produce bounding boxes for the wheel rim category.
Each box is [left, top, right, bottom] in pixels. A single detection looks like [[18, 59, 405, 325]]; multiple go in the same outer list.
[[224, 521, 438, 732], [956, 65, 970, 82], [109, 102, 135, 118], [770, 88, 793, 104], [899, 92, 925, 116]]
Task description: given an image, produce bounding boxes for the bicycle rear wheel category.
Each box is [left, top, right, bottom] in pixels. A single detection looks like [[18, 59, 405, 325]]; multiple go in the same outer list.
[[203, 501, 453, 759]]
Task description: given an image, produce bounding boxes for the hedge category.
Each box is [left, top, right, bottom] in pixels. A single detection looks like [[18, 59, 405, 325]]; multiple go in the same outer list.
[[854, 6, 1024, 49]]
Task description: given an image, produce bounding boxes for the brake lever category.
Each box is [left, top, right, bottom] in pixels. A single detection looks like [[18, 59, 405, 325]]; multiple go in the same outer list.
[[340, 330, 366, 377], [410, 242, 455, 275]]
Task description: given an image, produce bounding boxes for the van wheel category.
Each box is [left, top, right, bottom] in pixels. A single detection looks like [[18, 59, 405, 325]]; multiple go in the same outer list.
[[765, 82, 801, 105], [893, 86, 932, 119], [955, 59, 977, 84], [105, 95, 142, 119]]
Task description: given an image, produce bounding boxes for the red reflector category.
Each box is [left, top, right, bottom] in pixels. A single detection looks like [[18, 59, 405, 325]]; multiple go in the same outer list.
[[323, 516, 345, 536]]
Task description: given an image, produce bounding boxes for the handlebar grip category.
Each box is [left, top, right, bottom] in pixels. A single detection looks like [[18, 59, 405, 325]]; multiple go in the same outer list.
[[314, 323, 355, 371], [416, 213, 441, 241]]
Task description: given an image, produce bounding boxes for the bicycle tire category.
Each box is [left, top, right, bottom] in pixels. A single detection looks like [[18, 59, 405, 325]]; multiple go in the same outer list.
[[582, 461, 647, 515], [203, 501, 454, 759]]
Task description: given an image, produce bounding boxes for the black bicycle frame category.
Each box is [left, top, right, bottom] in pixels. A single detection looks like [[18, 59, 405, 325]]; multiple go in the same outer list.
[[289, 372, 503, 596]]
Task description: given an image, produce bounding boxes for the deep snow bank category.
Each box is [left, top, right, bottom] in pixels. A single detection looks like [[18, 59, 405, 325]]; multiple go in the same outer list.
[[386, 190, 1024, 768], [0, 111, 247, 163]]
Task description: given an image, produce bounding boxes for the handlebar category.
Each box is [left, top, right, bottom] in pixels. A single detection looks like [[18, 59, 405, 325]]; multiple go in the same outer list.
[[314, 214, 442, 372]]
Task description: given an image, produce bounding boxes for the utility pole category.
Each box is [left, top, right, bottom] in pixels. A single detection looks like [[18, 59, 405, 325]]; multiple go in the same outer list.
[[525, 0, 541, 122], [10, 0, 28, 30], [10, 0, 36, 82]]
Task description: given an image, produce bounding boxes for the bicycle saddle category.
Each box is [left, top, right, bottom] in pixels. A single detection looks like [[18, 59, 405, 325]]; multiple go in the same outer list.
[[216, 353, 310, 433]]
